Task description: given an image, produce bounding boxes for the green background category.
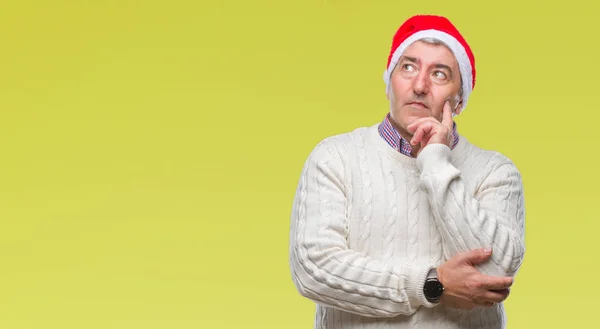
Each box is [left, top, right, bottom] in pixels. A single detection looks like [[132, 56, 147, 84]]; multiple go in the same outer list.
[[0, 0, 595, 328]]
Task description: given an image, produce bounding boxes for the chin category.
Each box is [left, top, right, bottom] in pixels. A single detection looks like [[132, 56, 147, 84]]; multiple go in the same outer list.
[[404, 104, 431, 114], [407, 112, 430, 122]]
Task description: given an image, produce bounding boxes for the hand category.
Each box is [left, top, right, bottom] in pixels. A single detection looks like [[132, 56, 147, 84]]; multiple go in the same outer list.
[[437, 248, 513, 310], [406, 100, 454, 155]]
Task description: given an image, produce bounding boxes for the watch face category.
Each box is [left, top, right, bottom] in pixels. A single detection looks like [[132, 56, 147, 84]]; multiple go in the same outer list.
[[424, 280, 444, 299]]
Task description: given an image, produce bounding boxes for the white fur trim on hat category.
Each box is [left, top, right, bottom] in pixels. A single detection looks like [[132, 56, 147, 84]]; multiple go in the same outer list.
[[382, 29, 473, 113]]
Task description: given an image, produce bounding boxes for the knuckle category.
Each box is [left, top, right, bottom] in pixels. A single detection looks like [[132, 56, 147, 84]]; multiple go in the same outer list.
[[464, 280, 475, 290], [472, 278, 485, 289], [465, 278, 480, 291]]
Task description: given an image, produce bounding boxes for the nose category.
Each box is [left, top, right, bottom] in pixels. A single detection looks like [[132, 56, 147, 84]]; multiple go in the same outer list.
[[412, 71, 430, 96]]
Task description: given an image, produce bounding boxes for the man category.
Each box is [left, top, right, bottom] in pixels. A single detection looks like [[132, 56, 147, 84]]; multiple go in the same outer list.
[[288, 14, 525, 329]]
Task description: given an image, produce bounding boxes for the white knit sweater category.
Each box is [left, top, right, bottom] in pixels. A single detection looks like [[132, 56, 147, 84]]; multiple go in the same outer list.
[[289, 123, 525, 329]]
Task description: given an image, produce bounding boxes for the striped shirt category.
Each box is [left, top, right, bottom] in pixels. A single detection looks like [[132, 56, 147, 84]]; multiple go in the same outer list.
[[377, 113, 459, 157]]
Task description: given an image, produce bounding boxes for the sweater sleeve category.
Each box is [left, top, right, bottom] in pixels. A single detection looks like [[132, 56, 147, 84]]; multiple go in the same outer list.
[[416, 144, 526, 278], [289, 140, 436, 318]]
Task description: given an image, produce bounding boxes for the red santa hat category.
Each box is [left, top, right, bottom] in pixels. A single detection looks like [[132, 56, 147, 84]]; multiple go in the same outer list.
[[383, 15, 476, 114]]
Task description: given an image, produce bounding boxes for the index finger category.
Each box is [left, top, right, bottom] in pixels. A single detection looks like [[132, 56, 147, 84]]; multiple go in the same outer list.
[[441, 100, 453, 129]]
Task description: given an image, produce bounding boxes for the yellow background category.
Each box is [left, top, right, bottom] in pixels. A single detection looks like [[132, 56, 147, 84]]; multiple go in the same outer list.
[[0, 0, 595, 328]]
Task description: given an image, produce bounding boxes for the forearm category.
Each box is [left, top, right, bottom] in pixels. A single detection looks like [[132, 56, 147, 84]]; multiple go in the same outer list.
[[417, 144, 526, 277], [290, 235, 433, 317]]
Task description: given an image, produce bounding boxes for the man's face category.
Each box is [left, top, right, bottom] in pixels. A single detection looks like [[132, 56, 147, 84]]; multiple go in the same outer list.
[[388, 40, 462, 138]]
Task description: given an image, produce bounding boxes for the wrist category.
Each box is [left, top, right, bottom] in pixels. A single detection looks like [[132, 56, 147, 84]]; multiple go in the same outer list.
[[423, 268, 445, 304], [416, 143, 452, 173], [407, 265, 439, 308]]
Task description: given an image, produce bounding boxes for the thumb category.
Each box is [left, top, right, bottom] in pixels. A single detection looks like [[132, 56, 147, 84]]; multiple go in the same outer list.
[[460, 248, 492, 265]]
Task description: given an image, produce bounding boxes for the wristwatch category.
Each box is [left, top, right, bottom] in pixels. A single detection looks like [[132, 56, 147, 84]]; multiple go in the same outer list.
[[423, 268, 444, 303]]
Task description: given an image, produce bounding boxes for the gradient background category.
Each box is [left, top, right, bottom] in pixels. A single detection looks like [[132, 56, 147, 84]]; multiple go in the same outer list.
[[0, 0, 596, 328]]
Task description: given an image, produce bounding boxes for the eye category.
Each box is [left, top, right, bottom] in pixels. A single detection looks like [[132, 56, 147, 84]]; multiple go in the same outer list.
[[433, 71, 447, 79], [402, 64, 416, 72]]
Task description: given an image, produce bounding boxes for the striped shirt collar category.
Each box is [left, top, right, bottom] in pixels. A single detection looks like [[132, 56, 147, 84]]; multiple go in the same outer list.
[[378, 113, 459, 157]]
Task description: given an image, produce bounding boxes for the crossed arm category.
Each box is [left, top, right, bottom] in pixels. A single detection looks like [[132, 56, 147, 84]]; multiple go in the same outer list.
[[289, 139, 525, 318], [416, 143, 526, 278]]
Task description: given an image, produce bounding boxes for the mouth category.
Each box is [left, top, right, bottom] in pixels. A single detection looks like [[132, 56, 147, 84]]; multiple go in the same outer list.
[[407, 102, 428, 109]]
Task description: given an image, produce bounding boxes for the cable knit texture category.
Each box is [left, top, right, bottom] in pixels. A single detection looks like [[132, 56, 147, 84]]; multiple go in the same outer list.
[[289, 124, 525, 329]]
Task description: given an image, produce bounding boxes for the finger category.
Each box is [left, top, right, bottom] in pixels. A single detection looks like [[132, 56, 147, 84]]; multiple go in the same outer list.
[[457, 248, 492, 265], [491, 288, 511, 295], [410, 125, 426, 145], [410, 122, 434, 145], [481, 289, 511, 304], [441, 100, 453, 130], [420, 136, 431, 149], [481, 276, 514, 291], [492, 288, 511, 300], [407, 117, 437, 132]]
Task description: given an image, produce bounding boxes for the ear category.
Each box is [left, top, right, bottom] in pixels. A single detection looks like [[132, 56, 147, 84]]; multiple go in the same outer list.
[[455, 99, 463, 112], [453, 95, 463, 113]]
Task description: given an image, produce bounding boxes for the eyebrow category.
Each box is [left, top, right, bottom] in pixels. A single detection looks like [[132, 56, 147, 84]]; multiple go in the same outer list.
[[400, 56, 418, 63]]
